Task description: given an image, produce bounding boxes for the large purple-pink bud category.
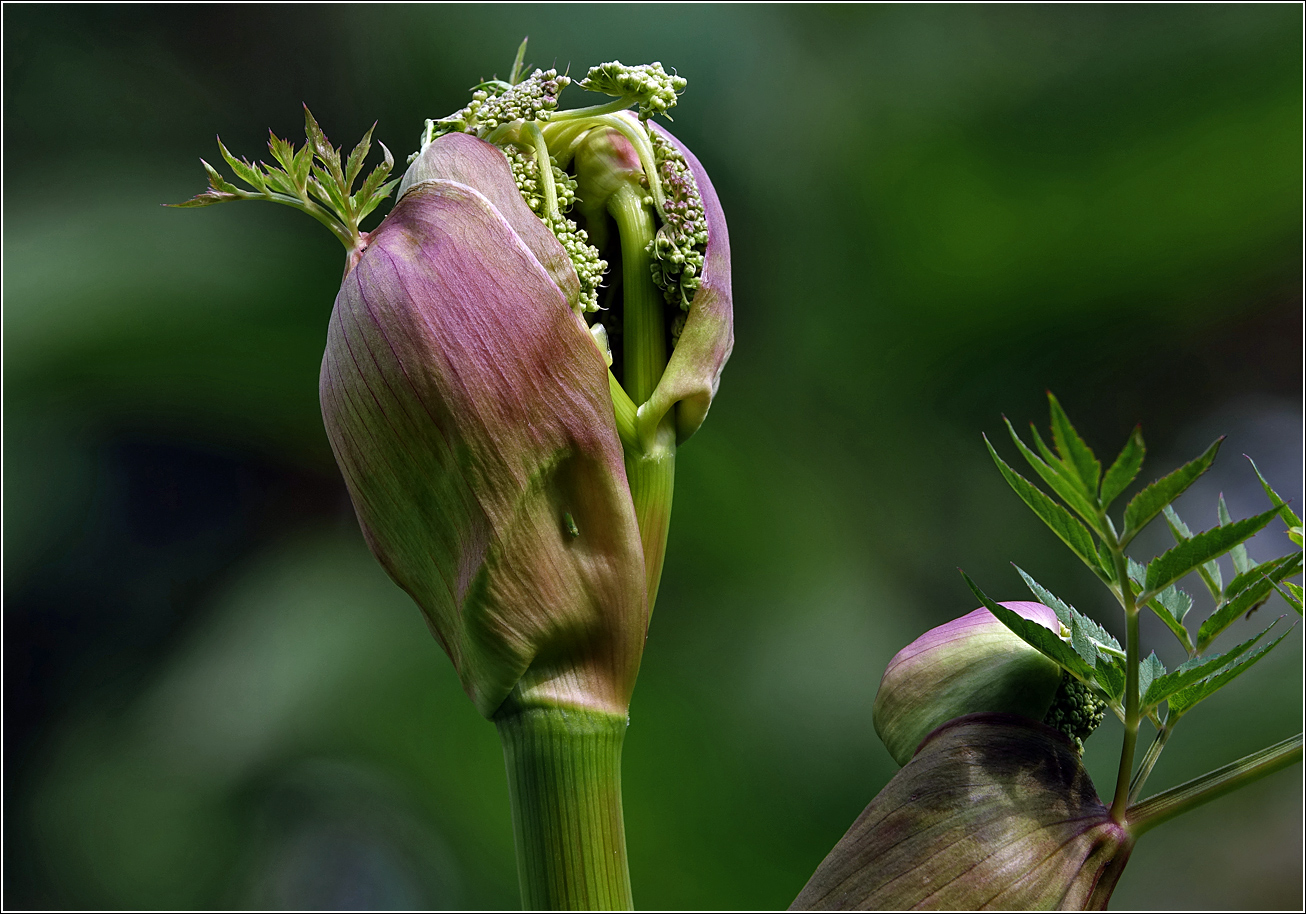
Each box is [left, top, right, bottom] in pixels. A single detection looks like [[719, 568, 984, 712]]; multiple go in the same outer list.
[[319, 133, 646, 719]]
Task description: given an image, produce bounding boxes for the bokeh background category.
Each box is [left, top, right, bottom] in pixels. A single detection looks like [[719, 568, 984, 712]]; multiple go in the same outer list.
[[5, 4, 1302, 909]]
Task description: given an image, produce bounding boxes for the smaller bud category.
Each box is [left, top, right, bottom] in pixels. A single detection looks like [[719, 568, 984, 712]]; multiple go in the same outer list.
[[873, 602, 1063, 766]]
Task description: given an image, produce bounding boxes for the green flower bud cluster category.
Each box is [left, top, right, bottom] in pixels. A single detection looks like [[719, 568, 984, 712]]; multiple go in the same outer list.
[[579, 61, 686, 120], [503, 144, 578, 214], [502, 144, 606, 314], [1042, 673, 1107, 754], [548, 213, 606, 315], [647, 130, 707, 326], [423, 68, 570, 146]]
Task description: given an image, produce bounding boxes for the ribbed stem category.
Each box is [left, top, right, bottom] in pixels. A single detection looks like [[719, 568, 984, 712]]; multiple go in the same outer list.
[[626, 418, 676, 615], [495, 705, 633, 910]]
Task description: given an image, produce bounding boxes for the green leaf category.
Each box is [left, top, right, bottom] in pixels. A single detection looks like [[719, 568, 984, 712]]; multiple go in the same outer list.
[[1155, 585, 1193, 623], [1143, 620, 1280, 708], [291, 141, 314, 193], [1069, 614, 1099, 666], [310, 166, 349, 214], [1013, 566, 1123, 664], [509, 36, 530, 86], [1163, 506, 1223, 597], [1013, 566, 1074, 627], [169, 190, 240, 208], [1127, 557, 1146, 588], [1077, 609, 1122, 654], [1145, 586, 1194, 653], [1004, 418, 1102, 532], [1138, 652, 1166, 704], [303, 105, 343, 185], [1094, 653, 1125, 704], [344, 122, 376, 190], [1029, 423, 1061, 469], [1122, 438, 1223, 544], [1101, 425, 1146, 510], [1168, 627, 1294, 716], [1144, 509, 1279, 600], [216, 138, 268, 193], [1047, 393, 1101, 497], [1144, 508, 1280, 598], [1247, 456, 1303, 531], [260, 164, 299, 198], [962, 572, 1095, 681], [356, 179, 398, 221], [355, 143, 396, 209], [1224, 551, 1300, 602], [1219, 494, 1255, 576], [1197, 551, 1303, 650], [985, 436, 1104, 579], [267, 130, 298, 175], [200, 159, 244, 196], [1095, 540, 1116, 583], [1270, 579, 1304, 615]]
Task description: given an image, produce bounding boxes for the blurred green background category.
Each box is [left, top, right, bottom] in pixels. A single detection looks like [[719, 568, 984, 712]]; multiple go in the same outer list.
[[4, 4, 1302, 909]]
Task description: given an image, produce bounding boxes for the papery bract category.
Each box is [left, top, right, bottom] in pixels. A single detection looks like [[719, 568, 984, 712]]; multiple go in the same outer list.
[[873, 601, 1063, 765], [319, 133, 647, 719], [792, 714, 1133, 911], [640, 122, 733, 446]]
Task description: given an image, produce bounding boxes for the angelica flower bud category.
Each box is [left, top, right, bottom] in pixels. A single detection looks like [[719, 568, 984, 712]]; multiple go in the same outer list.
[[320, 132, 647, 718], [873, 601, 1064, 765]]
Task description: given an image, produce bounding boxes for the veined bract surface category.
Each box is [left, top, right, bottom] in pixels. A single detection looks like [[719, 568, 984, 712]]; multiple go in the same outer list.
[[320, 132, 647, 719]]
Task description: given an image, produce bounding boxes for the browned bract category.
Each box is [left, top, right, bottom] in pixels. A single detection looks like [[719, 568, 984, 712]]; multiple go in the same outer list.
[[791, 714, 1133, 911]]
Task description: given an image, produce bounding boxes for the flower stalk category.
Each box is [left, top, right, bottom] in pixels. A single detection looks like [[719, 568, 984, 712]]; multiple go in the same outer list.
[[1127, 733, 1303, 836]]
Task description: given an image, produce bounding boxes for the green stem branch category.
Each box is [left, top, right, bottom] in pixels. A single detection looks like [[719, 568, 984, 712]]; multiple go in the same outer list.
[[1108, 543, 1141, 822], [550, 98, 638, 122], [1127, 733, 1303, 837], [1128, 720, 1176, 803]]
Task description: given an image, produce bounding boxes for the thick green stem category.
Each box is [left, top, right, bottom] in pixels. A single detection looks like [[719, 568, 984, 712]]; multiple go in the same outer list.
[[608, 370, 639, 452], [495, 705, 633, 910], [609, 182, 677, 615], [611, 184, 664, 404], [1109, 545, 1141, 822], [1127, 733, 1303, 837], [626, 419, 676, 616]]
